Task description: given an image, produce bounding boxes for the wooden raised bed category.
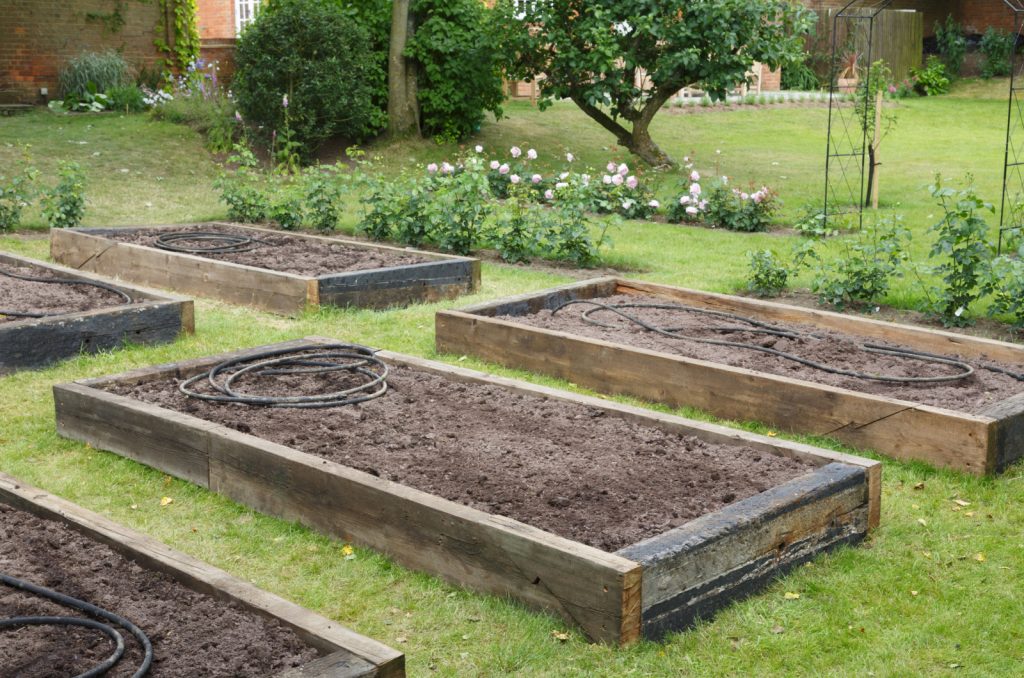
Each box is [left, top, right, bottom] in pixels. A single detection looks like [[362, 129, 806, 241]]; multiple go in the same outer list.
[[0, 472, 404, 677], [1, 252, 193, 375], [435, 277, 1024, 475], [50, 223, 481, 315], [53, 337, 880, 645]]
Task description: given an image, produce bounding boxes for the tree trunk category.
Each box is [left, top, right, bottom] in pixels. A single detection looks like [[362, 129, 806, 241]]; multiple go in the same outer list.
[[625, 125, 673, 167], [387, 0, 419, 138], [567, 91, 676, 167]]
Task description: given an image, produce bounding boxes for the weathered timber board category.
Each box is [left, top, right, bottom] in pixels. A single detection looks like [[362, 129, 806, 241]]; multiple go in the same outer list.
[[0, 252, 193, 375], [53, 338, 878, 644], [435, 277, 1024, 475], [0, 472, 404, 678], [50, 224, 479, 315]]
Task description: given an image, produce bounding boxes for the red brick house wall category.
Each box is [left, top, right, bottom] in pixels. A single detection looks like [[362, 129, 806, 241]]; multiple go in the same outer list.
[[0, 0, 167, 104], [196, 0, 236, 40]]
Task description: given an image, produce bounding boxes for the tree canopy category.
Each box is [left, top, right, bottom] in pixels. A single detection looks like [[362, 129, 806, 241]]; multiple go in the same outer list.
[[493, 0, 813, 166]]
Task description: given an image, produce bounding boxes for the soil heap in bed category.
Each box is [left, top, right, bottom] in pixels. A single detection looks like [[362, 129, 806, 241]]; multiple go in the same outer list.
[[501, 293, 1024, 414], [105, 224, 432, 276], [0, 262, 132, 323], [0, 503, 318, 677], [110, 360, 817, 552]]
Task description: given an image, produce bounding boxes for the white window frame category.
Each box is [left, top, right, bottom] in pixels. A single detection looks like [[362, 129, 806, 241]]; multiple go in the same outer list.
[[235, 0, 261, 36]]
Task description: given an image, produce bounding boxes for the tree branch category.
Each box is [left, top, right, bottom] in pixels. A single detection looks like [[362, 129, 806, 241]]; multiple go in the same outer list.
[[569, 92, 632, 144]]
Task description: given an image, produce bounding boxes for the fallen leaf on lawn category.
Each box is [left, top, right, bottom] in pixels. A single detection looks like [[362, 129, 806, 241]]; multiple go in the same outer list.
[[965, 512, 975, 518], [341, 544, 354, 556], [159, 496, 173, 507], [922, 551, 932, 558], [766, 431, 778, 437], [975, 553, 986, 562], [551, 630, 570, 641], [457, 356, 467, 362], [913, 482, 925, 490], [459, 652, 469, 659], [917, 518, 928, 527], [396, 636, 407, 643], [784, 592, 801, 600], [130, 504, 138, 510], [912, 504, 920, 509], [910, 590, 919, 597], [467, 616, 481, 623], [461, 634, 470, 640], [771, 625, 785, 634], [952, 506, 961, 512], [953, 499, 971, 507]]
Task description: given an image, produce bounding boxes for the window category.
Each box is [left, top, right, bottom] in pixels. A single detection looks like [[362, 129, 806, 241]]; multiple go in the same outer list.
[[235, 0, 261, 36]]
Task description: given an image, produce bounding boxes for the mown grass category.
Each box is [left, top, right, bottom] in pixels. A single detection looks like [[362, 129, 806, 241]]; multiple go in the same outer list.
[[2, 81, 1023, 677]]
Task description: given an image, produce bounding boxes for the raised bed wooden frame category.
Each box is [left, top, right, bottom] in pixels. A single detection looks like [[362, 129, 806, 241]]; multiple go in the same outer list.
[[435, 277, 1024, 475], [0, 472, 404, 677], [50, 223, 481, 315], [1, 252, 193, 375], [53, 337, 880, 645]]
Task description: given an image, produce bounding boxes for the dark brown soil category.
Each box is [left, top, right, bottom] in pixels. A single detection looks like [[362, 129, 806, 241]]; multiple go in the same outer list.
[[501, 293, 1024, 414], [0, 503, 319, 678], [104, 224, 432, 277], [0, 261, 132, 323], [108, 360, 816, 552]]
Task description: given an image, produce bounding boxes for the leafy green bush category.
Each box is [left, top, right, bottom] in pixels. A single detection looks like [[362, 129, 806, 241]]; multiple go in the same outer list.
[[214, 146, 268, 223], [704, 183, 777, 232], [0, 155, 39, 232], [746, 249, 790, 297], [233, 0, 385, 159], [781, 58, 821, 91], [59, 51, 130, 99], [803, 216, 910, 311], [910, 57, 951, 97], [980, 28, 1015, 79], [987, 255, 1024, 329], [150, 91, 238, 153], [105, 85, 147, 113], [406, 0, 504, 142], [934, 15, 966, 77], [302, 166, 344, 232], [926, 176, 995, 327], [40, 162, 86, 229]]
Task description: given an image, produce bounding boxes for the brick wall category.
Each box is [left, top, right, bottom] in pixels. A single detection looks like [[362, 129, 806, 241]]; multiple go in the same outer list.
[[955, 0, 1016, 34], [0, 0, 168, 104], [196, 0, 235, 41]]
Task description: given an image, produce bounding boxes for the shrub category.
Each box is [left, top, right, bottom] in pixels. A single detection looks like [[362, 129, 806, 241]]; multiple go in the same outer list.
[[805, 215, 910, 310], [980, 28, 1015, 79], [302, 165, 344, 232], [704, 183, 777, 232], [148, 60, 239, 153], [987, 255, 1024, 329], [214, 146, 268, 223], [588, 160, 657, 220], [911, 56, 951, 97], [666, 172, 710, 224], [59, 51, 130, 99], [406, 0, 504, 142], [105, 85, 147, 113], [781, 57, 820, 91], [40, 162, 86, 229], [926, 176, 995, 327], [934, 15, 966, 77], [233, 0, 385, 159], [0, 155, 40, 232], [746, 249, 790, 297]]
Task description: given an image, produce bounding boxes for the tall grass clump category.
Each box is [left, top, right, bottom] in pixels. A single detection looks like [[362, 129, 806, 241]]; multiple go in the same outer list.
[[59, 51, 131, 99]]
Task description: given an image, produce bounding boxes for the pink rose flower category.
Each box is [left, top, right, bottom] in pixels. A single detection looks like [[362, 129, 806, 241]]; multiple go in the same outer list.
[[499, 163, 510, 175], [427, 163, 438, 173], [626, 176, 638, 189], [490, 160, 500, 170], [510, 174, 521, 184], [531, 173, 542, 184], [527, 148, 537, 160], [510, 146, 522, 158]]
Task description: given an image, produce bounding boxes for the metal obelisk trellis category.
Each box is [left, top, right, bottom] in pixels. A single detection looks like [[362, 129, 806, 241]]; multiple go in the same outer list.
[[999, 0, 1024, 254], [823, 0, 892, 231]]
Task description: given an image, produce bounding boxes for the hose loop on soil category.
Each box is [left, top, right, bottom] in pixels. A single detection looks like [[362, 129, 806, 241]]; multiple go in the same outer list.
[[551, 300, 985, 384], [153, 231, 265, 254], [0, 572, 153, 678], [179, 343, 390, 408], [0, 267, 133, 318]]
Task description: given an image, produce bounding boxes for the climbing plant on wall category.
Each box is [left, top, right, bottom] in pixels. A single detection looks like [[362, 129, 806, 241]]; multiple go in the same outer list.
[[155, 0, 201, 74]]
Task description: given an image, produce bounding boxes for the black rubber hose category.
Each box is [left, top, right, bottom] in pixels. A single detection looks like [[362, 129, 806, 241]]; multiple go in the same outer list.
[[551, 299, 979, 384], [0, 616, 125, 678], [0, 267, 133, 318], [0, 572, 153, 677], [179, 343, 390, 408], [153, 231, 263, 254]]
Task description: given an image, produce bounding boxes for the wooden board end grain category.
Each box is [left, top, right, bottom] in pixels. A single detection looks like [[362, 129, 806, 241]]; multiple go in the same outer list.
[[0, 472, 404, 678], [435, 277, 1024, 476]]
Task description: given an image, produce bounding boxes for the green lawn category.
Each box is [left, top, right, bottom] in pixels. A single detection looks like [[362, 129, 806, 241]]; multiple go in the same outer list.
[[2, 82, 1023, 677]]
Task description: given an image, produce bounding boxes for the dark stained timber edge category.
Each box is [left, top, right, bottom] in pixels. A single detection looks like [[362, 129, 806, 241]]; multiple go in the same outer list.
[[0, 473, 405, 678], [0, 252, 192, 375], [52, 339, 875, 644]]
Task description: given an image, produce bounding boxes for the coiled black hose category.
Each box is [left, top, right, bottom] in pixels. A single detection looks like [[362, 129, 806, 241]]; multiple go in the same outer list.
[[550, 300, 1009, 384], [154, 231, 263, 254], [180, 343, 389, 408], [0, 267, 133, 318], [0, 572, 153, 678]]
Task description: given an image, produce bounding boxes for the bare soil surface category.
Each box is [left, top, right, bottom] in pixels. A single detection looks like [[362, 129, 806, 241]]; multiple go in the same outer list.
[[0, 503, 318, 678], [103, 224, 432, 276], [500, 293, 1024, 413], [108, 359, 816, 552], [0, 261, 132, 323]]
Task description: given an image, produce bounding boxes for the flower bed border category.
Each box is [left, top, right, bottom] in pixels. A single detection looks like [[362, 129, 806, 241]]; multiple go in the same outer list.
[[0, 251, 193, 375], [435, 277, 1024, 475], [53, 337, 880, 644], [0, 472, 404, 678], [50, 223, 481, 315]]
